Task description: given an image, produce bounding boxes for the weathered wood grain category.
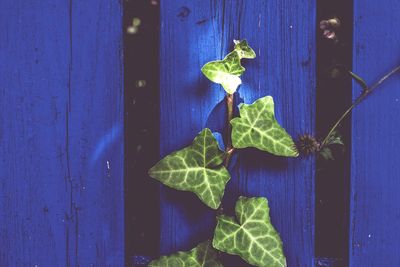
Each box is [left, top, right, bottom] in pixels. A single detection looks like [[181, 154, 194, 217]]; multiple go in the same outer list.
[[0, 1, 124, 266], [350, 0, 400, 266], [159, 1, 316, 266]]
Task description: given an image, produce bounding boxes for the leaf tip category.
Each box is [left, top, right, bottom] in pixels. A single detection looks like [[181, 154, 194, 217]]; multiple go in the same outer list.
[[147, 165, 156, 178], [233, 39, 256, 59]]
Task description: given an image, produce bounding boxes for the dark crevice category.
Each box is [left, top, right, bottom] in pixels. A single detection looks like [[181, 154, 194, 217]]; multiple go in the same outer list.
[[66, 225, 70, 267], [316, 1, 353, 267], [123, 0, 160, 266], [75, 204, 79, 266]]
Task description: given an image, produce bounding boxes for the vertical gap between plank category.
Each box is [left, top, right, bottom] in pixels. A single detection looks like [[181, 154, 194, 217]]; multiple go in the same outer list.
[[315, 1, 353, 266], [123, 0, 160, 265]]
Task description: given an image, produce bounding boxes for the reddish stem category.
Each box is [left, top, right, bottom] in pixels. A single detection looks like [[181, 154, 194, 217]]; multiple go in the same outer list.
[[218, 94, 236, 213], [224, 94, 235, 167]]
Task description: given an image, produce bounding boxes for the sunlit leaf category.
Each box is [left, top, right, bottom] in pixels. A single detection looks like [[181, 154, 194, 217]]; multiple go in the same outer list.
[[201, 39, 255, 94], [231, 96, 298, 157], [148, 241, 223, 267], [148, 128, 230, 209], [201, 51, 243, 94], [213, 197, 286, 267]]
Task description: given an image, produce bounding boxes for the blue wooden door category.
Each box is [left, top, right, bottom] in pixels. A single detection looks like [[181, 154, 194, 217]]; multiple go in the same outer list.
[[0, 0, 124, 266]]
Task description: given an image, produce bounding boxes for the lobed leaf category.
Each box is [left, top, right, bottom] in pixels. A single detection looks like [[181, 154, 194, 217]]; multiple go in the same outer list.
[[231, 96, 298, 157], [148, 241, 223, 267], [148, 128, 230, 209], [233, 39, 256, 59], [213, 197, 286, 267], [201, 51, 243, 94], [201, 39, 255, 94]]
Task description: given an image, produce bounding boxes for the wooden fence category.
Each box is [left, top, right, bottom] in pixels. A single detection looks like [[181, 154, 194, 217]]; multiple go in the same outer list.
[[0, 0, 399, 266]]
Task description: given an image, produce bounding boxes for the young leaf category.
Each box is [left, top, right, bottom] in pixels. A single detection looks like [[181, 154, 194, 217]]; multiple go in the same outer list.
[[213, 197, 286, 267], [231, 96, 298, 157], [318, 147, 334, 160], [201, 51, 243, 94], [148, 241, 223, 267], [325, 130, 344, 146], [148, 128, 230, 209], [318, 131, 344, 160], [201, 39, 255, 94], [233, 39, 256, 59]]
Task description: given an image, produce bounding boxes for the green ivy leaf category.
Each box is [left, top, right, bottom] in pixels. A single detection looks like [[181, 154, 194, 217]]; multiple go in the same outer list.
[[148, 241, 223, 267], [201, 39, 255, 94], [201, 51, 243, 94], [231, 96, 298, 157], [233, 39, 256, 59], [213, 197, 286, 267], [148, 128, 230, 209]]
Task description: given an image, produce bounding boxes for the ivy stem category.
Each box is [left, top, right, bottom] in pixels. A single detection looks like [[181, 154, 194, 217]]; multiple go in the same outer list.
[[224, 93, 235, 167], [218, 94, 236, 214], [321, 64, 400, 147]]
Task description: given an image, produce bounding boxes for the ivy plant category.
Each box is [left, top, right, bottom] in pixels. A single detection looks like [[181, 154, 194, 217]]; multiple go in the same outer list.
[[147, 18, 400, 266], [148, 39, 296, 267]]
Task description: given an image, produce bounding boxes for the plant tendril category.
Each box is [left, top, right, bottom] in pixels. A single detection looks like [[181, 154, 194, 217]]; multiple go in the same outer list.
[[321, 64, 400, 147]]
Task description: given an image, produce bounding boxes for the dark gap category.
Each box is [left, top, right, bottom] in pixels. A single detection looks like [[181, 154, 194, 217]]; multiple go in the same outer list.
[[316, 1, 353, 267], [124, 0, 160, 266]]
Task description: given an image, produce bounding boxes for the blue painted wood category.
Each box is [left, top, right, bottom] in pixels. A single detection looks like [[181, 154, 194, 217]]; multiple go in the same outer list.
[[159, 1, 316, 266], [0, 1, 124, 266], [350, 1, 400, 266]]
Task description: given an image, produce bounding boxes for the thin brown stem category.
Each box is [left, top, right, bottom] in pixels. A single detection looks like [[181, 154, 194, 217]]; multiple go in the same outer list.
[[321, 64, 400, 147], [223, 93, 235, 167], [226, 94, 234, 147], [218, 94, 236, 213], [223, 147, 236, 168]]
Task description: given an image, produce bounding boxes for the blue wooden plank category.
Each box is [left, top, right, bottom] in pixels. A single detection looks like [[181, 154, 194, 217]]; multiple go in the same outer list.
[[159, 1, 316, 266], [350, 1, 400, 266], [0, 1, 124, 266]]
